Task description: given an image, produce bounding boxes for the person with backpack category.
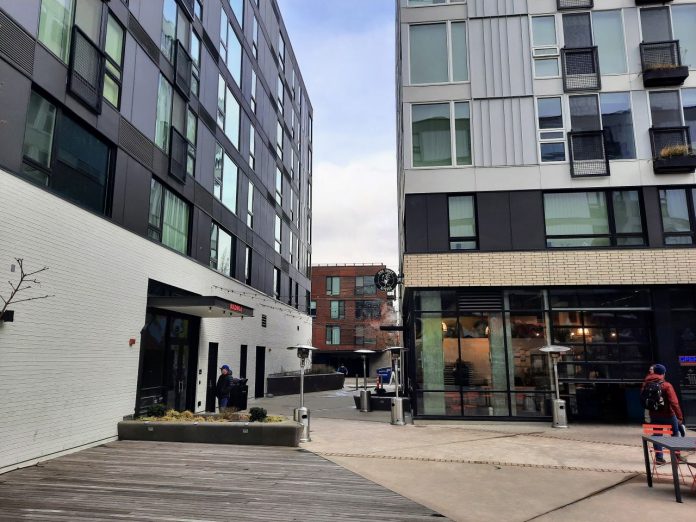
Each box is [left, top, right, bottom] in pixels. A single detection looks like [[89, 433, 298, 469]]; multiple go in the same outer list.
[[641, 363, 685, 464]]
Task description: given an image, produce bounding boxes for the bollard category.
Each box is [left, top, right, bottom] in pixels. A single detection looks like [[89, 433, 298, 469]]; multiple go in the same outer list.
[[355, 373, 359, 390]]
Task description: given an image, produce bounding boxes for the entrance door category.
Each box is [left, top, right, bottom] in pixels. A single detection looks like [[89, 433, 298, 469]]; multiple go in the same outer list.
[[206, 343, 219, 412], [255, 346, 266, 398], [166, 317, 192, 411]]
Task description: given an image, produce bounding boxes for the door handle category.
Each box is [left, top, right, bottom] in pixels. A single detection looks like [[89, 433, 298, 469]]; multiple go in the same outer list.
[[179, 380, 183, 392]]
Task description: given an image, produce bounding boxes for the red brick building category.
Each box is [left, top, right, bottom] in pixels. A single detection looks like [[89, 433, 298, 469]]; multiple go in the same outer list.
[[310, 264, 399, 375]]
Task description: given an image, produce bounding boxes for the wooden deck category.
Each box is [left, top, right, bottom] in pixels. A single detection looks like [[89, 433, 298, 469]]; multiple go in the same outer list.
[[0, 441, 446, 521]]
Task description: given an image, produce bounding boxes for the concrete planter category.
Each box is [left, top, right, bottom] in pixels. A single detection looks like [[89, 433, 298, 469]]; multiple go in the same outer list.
[[118, 420, 301, 447], [266, 372, 345, 396]]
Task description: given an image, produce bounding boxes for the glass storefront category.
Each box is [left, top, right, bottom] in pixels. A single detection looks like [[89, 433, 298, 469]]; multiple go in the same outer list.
[[410, 287, 656, 420]]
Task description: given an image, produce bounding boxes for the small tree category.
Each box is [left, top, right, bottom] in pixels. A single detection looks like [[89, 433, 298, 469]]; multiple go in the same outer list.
[[0, 258, 53, 322]]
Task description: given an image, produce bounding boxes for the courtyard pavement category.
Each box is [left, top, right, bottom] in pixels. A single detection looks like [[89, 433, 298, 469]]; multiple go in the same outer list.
[[251, 388, 696, 522]]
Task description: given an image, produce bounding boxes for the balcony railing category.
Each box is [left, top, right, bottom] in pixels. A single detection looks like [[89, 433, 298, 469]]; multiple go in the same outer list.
[[568, 130, 610, 178], [557, 0, 593, 9], [561, 47, 601, 92], [68, 26, 105, 114], [650, 127, 696, 174], [174, 41, 192, 99], [635, 0, 672, 5], [169, 127, 189, 183], [640, 41, 689, 87]]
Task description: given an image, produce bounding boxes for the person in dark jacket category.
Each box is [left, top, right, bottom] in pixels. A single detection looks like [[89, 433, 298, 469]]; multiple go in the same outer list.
[[216, 364, 235, 410], [642, 364, 685, 463]]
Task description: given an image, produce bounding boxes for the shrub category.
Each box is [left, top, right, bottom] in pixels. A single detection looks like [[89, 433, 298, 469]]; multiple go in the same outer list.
[[145, 404, 167, 418], [660, 144, 692, 158], [249, 407, 267, 422]]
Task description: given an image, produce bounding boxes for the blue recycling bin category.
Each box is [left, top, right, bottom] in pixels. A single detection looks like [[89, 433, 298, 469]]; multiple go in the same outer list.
[[376, 367, 392, 383]]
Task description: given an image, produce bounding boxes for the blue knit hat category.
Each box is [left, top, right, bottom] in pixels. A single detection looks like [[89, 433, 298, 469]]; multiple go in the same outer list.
[[653, 364, 666, 375]]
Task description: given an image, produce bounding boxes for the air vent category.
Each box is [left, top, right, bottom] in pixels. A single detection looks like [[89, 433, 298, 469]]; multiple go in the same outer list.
[[128, 16, 160, 63], [261, 314, 267, 328], [68, 27, 104, 113], [457, 291, 503, 312], [0, 11, 35, 76], [169, 127, 188, 183], [119, 117, 154, 170]]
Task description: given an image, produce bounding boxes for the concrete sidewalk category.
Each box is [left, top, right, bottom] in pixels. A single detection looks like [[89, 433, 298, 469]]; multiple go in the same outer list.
[[254, 388, 696, 522]]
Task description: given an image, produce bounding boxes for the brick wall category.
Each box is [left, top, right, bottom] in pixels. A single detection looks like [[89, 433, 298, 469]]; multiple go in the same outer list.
[[403, 250, 696, 288], [0, 172, 312, 473]]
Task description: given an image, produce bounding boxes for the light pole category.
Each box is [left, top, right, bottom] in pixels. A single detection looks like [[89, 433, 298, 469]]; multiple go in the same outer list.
[[287, 345, 317, 442], [354, 349, 375, 412], [539, 345, 571, 428], [384, 346, 408, 425]]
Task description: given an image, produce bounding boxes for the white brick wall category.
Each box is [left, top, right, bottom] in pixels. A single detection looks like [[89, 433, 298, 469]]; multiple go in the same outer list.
[[0, 172, 312, 473]]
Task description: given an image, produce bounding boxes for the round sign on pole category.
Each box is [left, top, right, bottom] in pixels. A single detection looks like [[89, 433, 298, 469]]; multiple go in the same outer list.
[[374, 268, 398, 292]]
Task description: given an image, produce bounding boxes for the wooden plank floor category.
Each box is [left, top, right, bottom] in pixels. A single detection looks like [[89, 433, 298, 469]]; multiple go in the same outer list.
[[0, 441, 446, 521]]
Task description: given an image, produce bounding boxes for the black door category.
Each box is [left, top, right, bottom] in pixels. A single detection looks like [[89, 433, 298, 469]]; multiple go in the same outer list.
[[255, 346, 266, 398], [166, 317, 194, 411], [240, 345, 248, 378], [206, 343, 219, 412]]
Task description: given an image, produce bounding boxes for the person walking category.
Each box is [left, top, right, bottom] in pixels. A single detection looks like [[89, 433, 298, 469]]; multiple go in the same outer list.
[[216, 364, 235, 411], [642, 363, 685, 464]]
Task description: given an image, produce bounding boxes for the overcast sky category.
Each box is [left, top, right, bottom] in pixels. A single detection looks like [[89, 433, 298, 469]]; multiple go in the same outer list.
[[276, 0, 398, 271]]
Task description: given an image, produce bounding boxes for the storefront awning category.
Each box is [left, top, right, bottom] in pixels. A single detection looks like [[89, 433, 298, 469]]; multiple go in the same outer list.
[[147, 296, 254, 318]]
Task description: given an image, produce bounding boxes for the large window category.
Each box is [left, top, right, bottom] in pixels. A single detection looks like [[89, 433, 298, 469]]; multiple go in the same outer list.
[[21, 91, 112, 215], [213, 144, 238, 212], [330, 300, 345, 320], [220, 9, 242, 86], [244, 245, 252, 285], [38, 0, 75, 62], [448, 195, 477, 250], [148, 179, 190, 255], [190, 29, 201, 97], [217, 75, 240, 148], [103, 14, 125, 108], [161, 0, 178, 61], [326, 326, 340, 345], [274, 214, 282, 254], [355, 276, 376, 296], [659, 188, 696, 245], [412, 102, 471, 167], [356, 301, 381, 320], [673, 5, 696, 68], [562, 11, 627, 74], [210, 223, 235, 277], [537, 97, 566, 162], [599, 93, 636, 160], [275, 167, 283, 205], [273, 267, 280, 299], [326, 276, 340, 296], [409, 22, 468, 85], [544, 190, 645, 248], [246, 180, 254, 228], [531, 16, 559, 78], [649, 88, 696, 149], [155, 75, 173, 153]]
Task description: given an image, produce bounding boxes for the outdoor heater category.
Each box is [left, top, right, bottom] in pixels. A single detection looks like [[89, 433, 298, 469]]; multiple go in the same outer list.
[[287, 345, 317, 442], [539, 345, 571, 429], [385, 346, 408, 426], [354, 349, 375, 412]]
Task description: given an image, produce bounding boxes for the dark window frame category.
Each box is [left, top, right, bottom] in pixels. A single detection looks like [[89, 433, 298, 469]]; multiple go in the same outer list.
[[102, 10, 125, 110], [355, 275, 376, 296], [147, 177, 191, 255], [447, 194, 478, 250], [658, 186, 696, 245]]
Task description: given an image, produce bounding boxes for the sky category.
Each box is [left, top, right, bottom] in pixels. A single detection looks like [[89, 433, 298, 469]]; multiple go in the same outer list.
[[276, 0, 398, 271]]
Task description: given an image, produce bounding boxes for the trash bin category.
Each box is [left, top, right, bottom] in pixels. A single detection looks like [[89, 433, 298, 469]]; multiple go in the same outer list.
[[376, 367, 392, 383], [391, 397, 406, 425], [231, 379, 248, 411], [359, 389, 372, 412]]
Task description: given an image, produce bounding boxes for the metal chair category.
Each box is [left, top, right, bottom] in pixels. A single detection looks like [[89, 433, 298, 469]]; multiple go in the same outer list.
[[643, 424, 694, 485]]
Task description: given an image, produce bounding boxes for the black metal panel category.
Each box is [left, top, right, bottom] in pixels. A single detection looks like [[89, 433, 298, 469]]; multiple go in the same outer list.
[[119, 116, 155, 170], [404, 195, 429, 253], [557, 0, 593, 9], [174, 41, 192, 99], [426, 194, 449, 253], [169, 127, 188, 184], [640, 41, 689, 87], [641, 186, 664, 248], [176, 0, 194, 20], [0, 59, 31, 174], [568, 130, 610, 177], [0, 9, 35, 76], [561, 47, 601, 92], [477, 192, 511, 252], [649, 127, 696, 174], [68, 26, 104, 113], [510, 191, 546, 251]]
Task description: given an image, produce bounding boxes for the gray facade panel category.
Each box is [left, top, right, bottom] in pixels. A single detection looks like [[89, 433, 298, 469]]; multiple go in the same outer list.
[[135, 0, 164, 49], [477, 192, 512, 251], [509, 191, 546, 251], [0, 61, 31, 174], [118, 156, 153, 237], [404, 195, 428, 253], [473, 97, 536, 167], [0, 0, 40, 36], [468, 0, 527, 18], [129, 47, 159, 141]]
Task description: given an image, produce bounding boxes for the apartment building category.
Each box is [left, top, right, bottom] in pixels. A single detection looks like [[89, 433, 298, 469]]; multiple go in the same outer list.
[[397, 0, 696, 423], [0, 0, 312, 472]]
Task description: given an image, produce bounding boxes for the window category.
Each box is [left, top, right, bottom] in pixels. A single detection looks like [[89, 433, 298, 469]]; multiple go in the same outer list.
[[355, 276, 376, 296], [650, 90, 682, 128], [277, 75, 284, 114], [537, 97, 566, 162], [210, 223, 235, 277], [355, 301, 381, 320], [103, 14, 125, 108], [276, 120, 284, 158], [186, 109, 197, 177], [190, 30, 201, 97], [246, 180, 254, 228], [220, 11, 242, 85], [330, 301, 345, 320], [248, 125, 256, 170], [685, 89, 696, 149], [673, 5, 696, 68], [38, 0, 75, 62], [412, 102, 471, 167], [591, 10, 627, 75], [21, 91, 112, 215], [274, 214, 282, 254], [326, 276, 340, 296], [148, 179, 190, 254], [161, 0, 178, 62], [194, 0, 202, 19], [273, 267, 281, 299], [326, 326, 340, 345], [217, 75, 240, 148], [599, 93, 636, 160], [244, 245, 252, 285], [213, 143, 238, 212], [155, 75, 173, 153], [309, 300, 317, 317], [659, 188, 696, 245], [275, 167, 283, 205], [409, 22, 468, 84], [229, 0, 243, 25], [278, 34, 285, 70], [544, 190, 645, 248], [448, 195, 477, 250], [288, 278, 294, 306], [250, 70, 258, 113], [252, 16, 259, 58], [532, 16, 559, 78]]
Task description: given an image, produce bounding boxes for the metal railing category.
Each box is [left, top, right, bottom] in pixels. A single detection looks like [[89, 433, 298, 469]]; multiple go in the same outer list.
[[68, 26, 104, 113], [169, 127, 188, 183], [557, 0, 593, 9], [568, 130, 610, 177], [650, 127, 692, 159], [640, 40, 683, 72], [174, 41, 192, 99], [561, 47, 601, 92]]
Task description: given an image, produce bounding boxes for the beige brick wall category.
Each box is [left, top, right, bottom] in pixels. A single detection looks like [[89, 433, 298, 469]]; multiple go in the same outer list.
[[403, 250, 696, 288]]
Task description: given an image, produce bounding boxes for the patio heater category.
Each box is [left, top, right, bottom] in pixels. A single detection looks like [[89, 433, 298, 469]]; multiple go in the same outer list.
[[385, 346, 408, 426], [287, 345, 317, 442], [539, 345, 571, 428], [355, 349, 375, 412]]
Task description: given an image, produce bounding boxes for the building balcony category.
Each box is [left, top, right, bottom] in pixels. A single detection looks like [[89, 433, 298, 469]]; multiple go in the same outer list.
[[174, 41, 192, 99], [635, 0, 672, 5], [640, 41, 689, 87], [568, 130, 610, 178], [561, 47, 601, 92], [650, 127, 696, 174], [557, 0, 593, 9], [169, 127, 189, 183], [68, 26, 105, 114]]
